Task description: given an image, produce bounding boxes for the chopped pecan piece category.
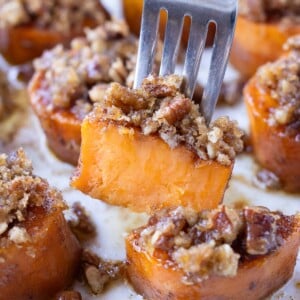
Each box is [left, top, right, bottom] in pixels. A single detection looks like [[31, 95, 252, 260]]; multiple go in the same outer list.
[[56, 291, 82, 300], [105, 83, 147, 112], [244, 207, 279, 255], [81, 249, 126, 295], [156, 96, 192, 125], [67, 202, 96, 242]]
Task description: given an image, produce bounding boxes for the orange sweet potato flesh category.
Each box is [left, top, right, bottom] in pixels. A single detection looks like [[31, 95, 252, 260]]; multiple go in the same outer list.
[[71, 116, 233, 213], [244, 77, 300, 192], [0, 16, 102, 65], [122, 0, 215, 47], [0, 206, 81, 300], [126, 222, 300, 300], [230, 16, 300, 79], [29, 71, 81, 165]]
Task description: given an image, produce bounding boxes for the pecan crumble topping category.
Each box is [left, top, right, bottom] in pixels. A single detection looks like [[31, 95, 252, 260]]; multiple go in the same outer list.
[[134, 205, 298, 284], [256, 36, 300, 131], [33, 20, 138, 121], [80, 249, 126, 294], [93, 75, 244, 165], [0, 0, 108, 34], [67, 202, 96, 242], [253, 169, 282, 191], [0, 148, 65, 247], [239, 0, 300, 23]]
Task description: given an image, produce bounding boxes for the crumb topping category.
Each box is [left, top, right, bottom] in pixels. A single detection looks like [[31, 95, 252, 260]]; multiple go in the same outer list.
[[92, 75, 244, 165], [253, 169, 282, 190], [239, 0, 300, 23], [135, 205, 297, 284], [0, 148, 64, 245], [67, 202, 96, 242], [33, 20, 138, 121], [81, 249, 126, 294], [0, 0, 108, 33], [256, 37, 300, 132]]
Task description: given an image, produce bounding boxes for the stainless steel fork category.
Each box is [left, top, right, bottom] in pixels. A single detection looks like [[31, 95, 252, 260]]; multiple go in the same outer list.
[[133, 0, 238, 123]]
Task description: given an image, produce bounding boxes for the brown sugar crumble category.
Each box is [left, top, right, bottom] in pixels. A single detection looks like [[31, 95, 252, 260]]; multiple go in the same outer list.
[[239, 0, 300, 23], [135, 205, 298, 284], [80, 249, 126, 295], [0, 0, 108, 34], [256, 36, 300, 132], [253, 169, 282, 190], [67, 202, 96, 242], [92, 75, 244, 165], [0, 148, 65, 247], [33, 20, 138, 121]]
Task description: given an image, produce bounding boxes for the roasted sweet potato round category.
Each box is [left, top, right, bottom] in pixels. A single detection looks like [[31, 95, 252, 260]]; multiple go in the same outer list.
[[244, 73, 300, 192], [0, 0, 109, 65], [0, 149, 81, 300], [71, 76, 243, 213], [230, 16, 300, 78], [0, 206, 81, 300], [29, 71, 81, 165], [29, 20, 137, 165], [126, 206, 300, 300]]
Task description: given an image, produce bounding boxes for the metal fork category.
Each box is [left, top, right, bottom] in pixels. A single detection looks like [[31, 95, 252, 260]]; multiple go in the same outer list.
[[133, 0, 238, 123]]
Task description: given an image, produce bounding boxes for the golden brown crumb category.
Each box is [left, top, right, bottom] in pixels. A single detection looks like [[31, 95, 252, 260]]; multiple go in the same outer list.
[[33, 20, 138, 120], [0, 0, 108, 33], [0, 148, 65, 246], [81, 249, 126, 295], [93, 75, 244, 165], [135, 205, 297, 284], [256, 36, 300, 130], [67, 202, 96, 242], [253, 169, 282, 190]]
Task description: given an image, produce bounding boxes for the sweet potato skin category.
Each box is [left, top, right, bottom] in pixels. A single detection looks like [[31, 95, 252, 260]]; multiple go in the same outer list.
[[0, 206, 81, 300], [71, 117, 233, 213], [230, 16, 300, 78], [244, 77, 300, 192], [126, 224, 300, 300], [29, 71, 81, 165]]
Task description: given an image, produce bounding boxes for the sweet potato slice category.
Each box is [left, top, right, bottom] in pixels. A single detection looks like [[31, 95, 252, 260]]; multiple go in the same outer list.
[[0, 207, 81, 300], [0, 0, 110, 66], [72, 118, 232, 212], [0, 25, 66, 65], [244, 52, 300, 192], [0, 16, 103, 65], [230, 16, 300, 78], [29, 20, 138, 165], [71, 75, 244, 212], [29, 71, 82, 165], [0, 149, 81, 300], [126, 206, 300, 300]]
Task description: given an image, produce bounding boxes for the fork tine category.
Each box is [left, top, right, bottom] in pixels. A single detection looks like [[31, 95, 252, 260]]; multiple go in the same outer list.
[[133, 1, 160, 89], [200, 22, 236, 123], [182, 19, 209, 99], [159, 11, 184, 76]]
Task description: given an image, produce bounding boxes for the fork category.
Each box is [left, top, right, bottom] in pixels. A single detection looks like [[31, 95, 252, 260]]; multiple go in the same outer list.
[[133, 0, 238, 123]]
